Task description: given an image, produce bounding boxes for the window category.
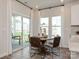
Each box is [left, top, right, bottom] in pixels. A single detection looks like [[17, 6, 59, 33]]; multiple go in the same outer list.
[[52, 16, 61, 37], [40, 17, 49, 35]]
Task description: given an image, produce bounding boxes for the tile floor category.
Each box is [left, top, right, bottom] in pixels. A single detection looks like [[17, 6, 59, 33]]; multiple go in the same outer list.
[[1, 46, 70, 59]]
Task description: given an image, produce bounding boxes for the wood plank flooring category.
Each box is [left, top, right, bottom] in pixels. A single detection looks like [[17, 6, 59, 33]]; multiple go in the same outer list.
[[0, 47, 70, 59]]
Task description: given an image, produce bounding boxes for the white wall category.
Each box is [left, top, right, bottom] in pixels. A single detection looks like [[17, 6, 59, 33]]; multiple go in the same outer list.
[[0, 0, 12, 58], [63, 0, 79, 48], [71, 4, 79, 25], [63, 4, 71, 48], [71, 1, 79, 35], [40, 7, 61, 17]]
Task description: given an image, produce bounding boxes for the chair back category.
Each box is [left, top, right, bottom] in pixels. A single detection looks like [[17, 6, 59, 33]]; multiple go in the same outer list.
[[53, 36, 61, 48], [29, 37, 41, 48]]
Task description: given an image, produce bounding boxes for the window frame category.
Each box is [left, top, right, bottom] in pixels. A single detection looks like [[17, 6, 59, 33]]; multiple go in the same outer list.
[[52, 16, 61, 37], [40, 17, 49, 35]]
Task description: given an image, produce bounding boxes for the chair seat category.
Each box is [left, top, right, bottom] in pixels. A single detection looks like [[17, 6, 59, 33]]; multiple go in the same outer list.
[[45, 42, 53, 48], [31, 47, 39, 50], [45, 44, 53, 49]]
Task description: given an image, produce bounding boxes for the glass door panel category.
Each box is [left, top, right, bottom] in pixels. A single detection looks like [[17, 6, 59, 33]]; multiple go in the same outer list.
[[12, 16, 22, 50], [23, 17, 30, 47]]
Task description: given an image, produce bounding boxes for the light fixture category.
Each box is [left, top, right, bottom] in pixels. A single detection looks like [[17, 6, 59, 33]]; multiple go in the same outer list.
[[61, 0, 64, 3]]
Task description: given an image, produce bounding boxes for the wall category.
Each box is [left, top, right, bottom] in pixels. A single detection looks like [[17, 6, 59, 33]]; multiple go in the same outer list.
[[12, 0, 31, 17], [63, 0, 79, 48], [71, 2, 79, 25], [63, 4, 71, 48], [71, 1, 79, 35], [0, 0, 12, 58], [40, 7, 61, 17]]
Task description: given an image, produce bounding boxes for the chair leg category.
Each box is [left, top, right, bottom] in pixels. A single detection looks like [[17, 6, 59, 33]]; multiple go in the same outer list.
[[51, 51, 59, 56], [41, 54, 46, 59], [30, 53, 36, 57]]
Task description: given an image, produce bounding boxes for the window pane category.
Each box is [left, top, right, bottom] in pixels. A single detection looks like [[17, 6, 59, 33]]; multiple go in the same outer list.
[[52, 16, 61, 26], [11, 15, 22, 50], [40, 17, 49, 35], [52, 27, 61, 36], [15, 16, 22, 32], [23, 17, 30, 44], [23, 17, 29, 32], [12, 16, 14, 33], [40, 27, 48, 35], [40, 18, 49, 27], [15, 16, 22, 36]]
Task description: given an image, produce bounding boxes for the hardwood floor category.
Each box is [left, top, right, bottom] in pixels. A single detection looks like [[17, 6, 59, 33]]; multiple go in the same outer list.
[[0, 47, 70, 59]]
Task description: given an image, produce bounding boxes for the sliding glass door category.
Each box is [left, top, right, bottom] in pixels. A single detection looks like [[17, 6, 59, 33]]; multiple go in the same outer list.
[[11, 15, 30, 51], [12, 16, 22, 50], [23, 17, 30, 47]]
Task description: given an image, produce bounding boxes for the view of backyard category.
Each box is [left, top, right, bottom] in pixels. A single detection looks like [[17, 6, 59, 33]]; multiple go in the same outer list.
[[12, 15, 30, 50]]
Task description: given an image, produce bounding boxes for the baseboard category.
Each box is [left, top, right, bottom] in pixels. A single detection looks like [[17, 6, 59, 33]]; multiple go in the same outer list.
[[0, 53, 7, 58], [12, 47, 23, 53], [0, 47, 23, 58], [0, 52, 12, 58], [0, 53, 9, 58]]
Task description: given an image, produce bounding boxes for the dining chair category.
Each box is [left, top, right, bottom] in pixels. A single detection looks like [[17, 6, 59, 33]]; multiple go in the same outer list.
[[29, 36, 42, 57], [45, 36, 61, 56], [29, 36, 50, 59]]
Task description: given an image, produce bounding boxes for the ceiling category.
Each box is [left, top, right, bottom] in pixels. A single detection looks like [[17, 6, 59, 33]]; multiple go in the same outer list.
[[17, 0, 77, 9]]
